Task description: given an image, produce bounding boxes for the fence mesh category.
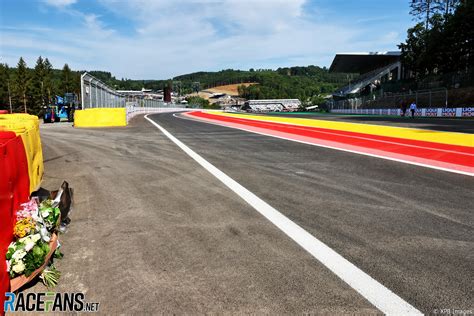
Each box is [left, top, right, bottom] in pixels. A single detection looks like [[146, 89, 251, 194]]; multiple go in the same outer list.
[[80, 72, 173, 109], [329, 88, 449, 110]]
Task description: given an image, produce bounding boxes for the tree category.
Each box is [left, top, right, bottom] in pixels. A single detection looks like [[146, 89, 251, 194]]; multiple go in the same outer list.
[[41, 58, 54, 106], [399, 22, 432, 78], [410, 0, 436, 29], [0, 63, 12, 111], [311, 95, 326, 106], [410, 0, 461, 29], [61, 63, 73, 94], [400, 0, 472, 79], [31, 56, 46, 114], [185, 96, 210, 108], [440, 0, 461, 17], [446, 0, 474, 72], [14, 57, 30, 113]]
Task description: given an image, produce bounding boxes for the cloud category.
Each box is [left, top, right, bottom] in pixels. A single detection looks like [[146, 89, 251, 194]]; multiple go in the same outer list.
[[42, 0, 77, 7], [2, 0, 409, 79]]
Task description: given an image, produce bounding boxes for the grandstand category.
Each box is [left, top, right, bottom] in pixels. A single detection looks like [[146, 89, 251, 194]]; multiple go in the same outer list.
[[241, 99, 301, 113], [328, 51, 473, 109], [330, 52, 402, 97], [117, 88, 164, 101]]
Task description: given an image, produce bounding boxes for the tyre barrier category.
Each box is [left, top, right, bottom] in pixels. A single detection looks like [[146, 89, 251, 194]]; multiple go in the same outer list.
[[0, 114, 44, 309]]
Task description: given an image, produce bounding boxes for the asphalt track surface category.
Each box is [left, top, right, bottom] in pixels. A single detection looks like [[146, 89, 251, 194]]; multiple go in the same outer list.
[[265, 112, 474, 133], [37, 114, 473, 314]]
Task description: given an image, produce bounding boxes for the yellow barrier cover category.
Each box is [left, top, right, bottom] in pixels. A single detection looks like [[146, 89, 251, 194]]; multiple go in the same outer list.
[[0, 114, 44, 193], [74, 108, 127, 128]]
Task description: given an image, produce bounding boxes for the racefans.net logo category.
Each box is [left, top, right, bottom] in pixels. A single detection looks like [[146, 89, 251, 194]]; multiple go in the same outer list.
[[4, 292, 100, 313]]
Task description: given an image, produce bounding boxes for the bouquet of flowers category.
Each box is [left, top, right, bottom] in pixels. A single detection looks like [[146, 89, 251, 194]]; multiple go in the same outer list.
[[6, 198, 61, 279]]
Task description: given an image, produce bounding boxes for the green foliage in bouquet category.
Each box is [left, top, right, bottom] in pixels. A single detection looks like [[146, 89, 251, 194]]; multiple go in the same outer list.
[[53, 249, 63, 259], [40, 265, 61, 289], [23, 242, 50, 276], [39, 200, 60, 230], [7, 237, 51, 278]]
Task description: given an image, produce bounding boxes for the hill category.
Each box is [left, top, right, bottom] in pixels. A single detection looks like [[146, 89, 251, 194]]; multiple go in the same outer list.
[[83, 66, 354, 103], [1, 62, 355, 115]]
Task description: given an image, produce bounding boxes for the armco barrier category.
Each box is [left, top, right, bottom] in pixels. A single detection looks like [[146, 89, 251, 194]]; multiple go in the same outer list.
[[74, 108, 127, 127], [331, 107, 474, 117], [126, 106, 193, 122]]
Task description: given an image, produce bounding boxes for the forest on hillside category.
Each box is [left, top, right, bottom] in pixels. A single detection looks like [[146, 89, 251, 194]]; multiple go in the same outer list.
[[85, 66, 354, 103], [0, 63, 353, 114]]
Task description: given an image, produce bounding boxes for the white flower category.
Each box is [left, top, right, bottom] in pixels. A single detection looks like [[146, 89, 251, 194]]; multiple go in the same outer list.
[[31, 234, 41, 243], [41, 209, 50, 218], [24, 240, 35, 252], [32, 212, 41, 222], [6, 260, 11, 272], [12, 261, 25, 274], [12, 250, 27, 260], [19, 236, 30, 243]]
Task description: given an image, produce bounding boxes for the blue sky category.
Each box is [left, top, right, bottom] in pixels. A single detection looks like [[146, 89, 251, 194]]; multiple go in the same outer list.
[[0, 0, 413, 79]]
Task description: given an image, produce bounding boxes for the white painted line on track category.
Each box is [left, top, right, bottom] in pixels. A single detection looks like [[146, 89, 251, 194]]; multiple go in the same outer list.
[[145, 114, 423, 315], [174, 112, 474, 177]]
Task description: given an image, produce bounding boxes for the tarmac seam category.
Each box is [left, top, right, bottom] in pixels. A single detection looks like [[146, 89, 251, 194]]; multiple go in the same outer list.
[[145, 114, 423, 316]]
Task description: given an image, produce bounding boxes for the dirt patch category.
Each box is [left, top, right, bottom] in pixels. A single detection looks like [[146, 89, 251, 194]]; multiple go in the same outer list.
[[205, 83, 257, 96]]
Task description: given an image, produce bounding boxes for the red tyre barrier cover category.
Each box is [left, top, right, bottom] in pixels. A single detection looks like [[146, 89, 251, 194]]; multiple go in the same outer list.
[[0, 131, 30, 311]]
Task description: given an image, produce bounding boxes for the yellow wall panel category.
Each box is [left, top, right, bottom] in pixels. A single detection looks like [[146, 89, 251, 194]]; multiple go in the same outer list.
[[74, 108, 127, 128]]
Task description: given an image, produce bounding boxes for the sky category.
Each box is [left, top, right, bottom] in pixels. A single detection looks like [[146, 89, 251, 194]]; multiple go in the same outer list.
[[0, 0, 414, 80]]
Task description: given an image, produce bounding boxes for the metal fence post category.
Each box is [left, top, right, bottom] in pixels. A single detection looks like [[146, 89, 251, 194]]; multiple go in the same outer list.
[[445, 89, 448, 108], [80, 73, 85, 110], [95, 86, 98, 107], [89, 81, 92, 108]]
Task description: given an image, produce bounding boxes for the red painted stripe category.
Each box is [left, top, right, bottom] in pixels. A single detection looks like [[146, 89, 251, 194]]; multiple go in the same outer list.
[[187, 113, 473, 174], [187, 112, 474, 169], [190, 112, 473, 154]]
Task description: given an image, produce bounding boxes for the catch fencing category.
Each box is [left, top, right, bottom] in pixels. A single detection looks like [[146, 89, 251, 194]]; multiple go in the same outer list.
[[80, 72, 176, 109], [330, 88, 449, 110], [79, 72, 190, 126], [81, 73, 125, 109]]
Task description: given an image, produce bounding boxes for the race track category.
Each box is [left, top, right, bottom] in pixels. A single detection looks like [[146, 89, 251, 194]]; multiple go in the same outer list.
[[38, 113, 473, 314]]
